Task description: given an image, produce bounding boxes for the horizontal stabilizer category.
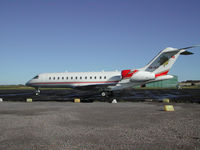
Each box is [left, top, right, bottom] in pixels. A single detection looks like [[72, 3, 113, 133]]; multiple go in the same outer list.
[[179, 45, 200, 55], [178, 45, 200, 50], [180, 51, 193, 55]]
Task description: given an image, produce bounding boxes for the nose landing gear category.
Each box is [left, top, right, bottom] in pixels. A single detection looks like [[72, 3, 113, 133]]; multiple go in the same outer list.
[[35, 88, 40, 95]]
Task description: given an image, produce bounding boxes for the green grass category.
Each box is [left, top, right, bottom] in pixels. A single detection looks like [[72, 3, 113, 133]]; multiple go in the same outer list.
[[0, 85, 199, 90], [179, 86, 200, 89], [0, 85, 72, 90], [134, 86, 200, 90], [0, 85, 33, 90]]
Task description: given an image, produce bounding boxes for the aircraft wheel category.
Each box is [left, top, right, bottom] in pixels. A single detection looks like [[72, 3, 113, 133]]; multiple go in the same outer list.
[[101, 91, 106, 97], [101, 91, 113, 97]]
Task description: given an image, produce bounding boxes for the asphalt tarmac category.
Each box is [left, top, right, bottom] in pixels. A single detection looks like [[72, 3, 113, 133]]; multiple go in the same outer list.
[[0, 102, 199, 150], [1, 89, 200, 103]]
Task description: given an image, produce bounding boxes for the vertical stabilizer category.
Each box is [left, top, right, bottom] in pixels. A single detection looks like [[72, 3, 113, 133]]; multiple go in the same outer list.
[[141, 46, 195, 75]]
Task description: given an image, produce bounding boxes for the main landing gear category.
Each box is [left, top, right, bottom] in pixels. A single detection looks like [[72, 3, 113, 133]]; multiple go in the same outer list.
[[100, 91, 113, 97]]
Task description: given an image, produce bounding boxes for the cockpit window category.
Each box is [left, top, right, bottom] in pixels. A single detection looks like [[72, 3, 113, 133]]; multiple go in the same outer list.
[[33, 75, 39, 79]]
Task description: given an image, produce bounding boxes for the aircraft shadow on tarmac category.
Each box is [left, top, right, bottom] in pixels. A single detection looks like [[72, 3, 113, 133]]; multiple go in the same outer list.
[[0, 89, 200, 103]]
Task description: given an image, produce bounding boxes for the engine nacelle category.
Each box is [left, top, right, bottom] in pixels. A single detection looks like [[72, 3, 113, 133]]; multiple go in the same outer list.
[[130, 71, 155, 81]]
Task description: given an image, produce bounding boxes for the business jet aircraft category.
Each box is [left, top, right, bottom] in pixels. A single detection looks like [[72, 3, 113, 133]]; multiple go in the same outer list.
[[26, 45, 199, 96]]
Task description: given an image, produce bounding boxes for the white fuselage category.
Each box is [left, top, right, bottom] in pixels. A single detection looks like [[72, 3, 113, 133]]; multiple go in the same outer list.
[[26, 71, 121, 88], [26, 45, 194, 92]]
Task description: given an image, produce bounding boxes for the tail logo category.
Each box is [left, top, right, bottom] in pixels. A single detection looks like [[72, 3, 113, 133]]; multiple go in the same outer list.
[[163, 60, 169, 67], [158, 56, 169, 67]]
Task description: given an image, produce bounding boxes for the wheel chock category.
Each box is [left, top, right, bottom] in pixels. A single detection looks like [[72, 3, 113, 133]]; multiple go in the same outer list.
[[74, 98, 81, 103], [26, 98, 32, 102], [112, 99, 117, 103], [164, 105, 174, 111]]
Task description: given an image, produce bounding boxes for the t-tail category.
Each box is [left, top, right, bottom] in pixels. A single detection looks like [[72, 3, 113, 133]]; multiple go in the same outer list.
[[141, 45, 199, 76], [109, 45, 199, 91]]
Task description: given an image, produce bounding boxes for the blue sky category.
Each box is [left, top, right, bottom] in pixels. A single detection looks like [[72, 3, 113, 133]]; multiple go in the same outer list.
[[0, 0, 200, 84]]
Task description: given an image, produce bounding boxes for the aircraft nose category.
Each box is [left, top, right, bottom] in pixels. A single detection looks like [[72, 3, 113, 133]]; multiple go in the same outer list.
[[25, 81, 31, 86], [25, 82, 29, 86]]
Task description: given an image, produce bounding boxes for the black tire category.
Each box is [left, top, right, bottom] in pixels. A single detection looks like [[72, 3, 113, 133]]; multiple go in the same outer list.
[[101, 91, 106, 97]]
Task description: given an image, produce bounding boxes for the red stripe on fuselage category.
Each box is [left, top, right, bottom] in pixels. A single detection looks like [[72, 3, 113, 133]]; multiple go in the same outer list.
[[123, 70, 138, 79], [31, 81, 119, 85], [155, 70, 169, 78]]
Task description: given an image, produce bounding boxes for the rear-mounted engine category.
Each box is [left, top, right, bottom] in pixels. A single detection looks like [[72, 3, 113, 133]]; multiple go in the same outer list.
[[130, 71, 155, 81], [121, 70, 155, 81]]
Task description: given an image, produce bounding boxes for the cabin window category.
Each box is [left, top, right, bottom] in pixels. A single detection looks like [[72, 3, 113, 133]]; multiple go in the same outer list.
[[85, 76, 87, 79], [49, 77, 51, 80], [104, 76, 106, 79], [80, 77, 82, 79], [62, 77, 64, 80], [58, 77, 60, 80], [53, 77, 55, 80], [66, 77, 68, 80], [71, 77, 73, 80], [90, 76, 92, 79], [100, 76, 102, 79], [94, 76, 96, 79], [75, 77, 77, 80]]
